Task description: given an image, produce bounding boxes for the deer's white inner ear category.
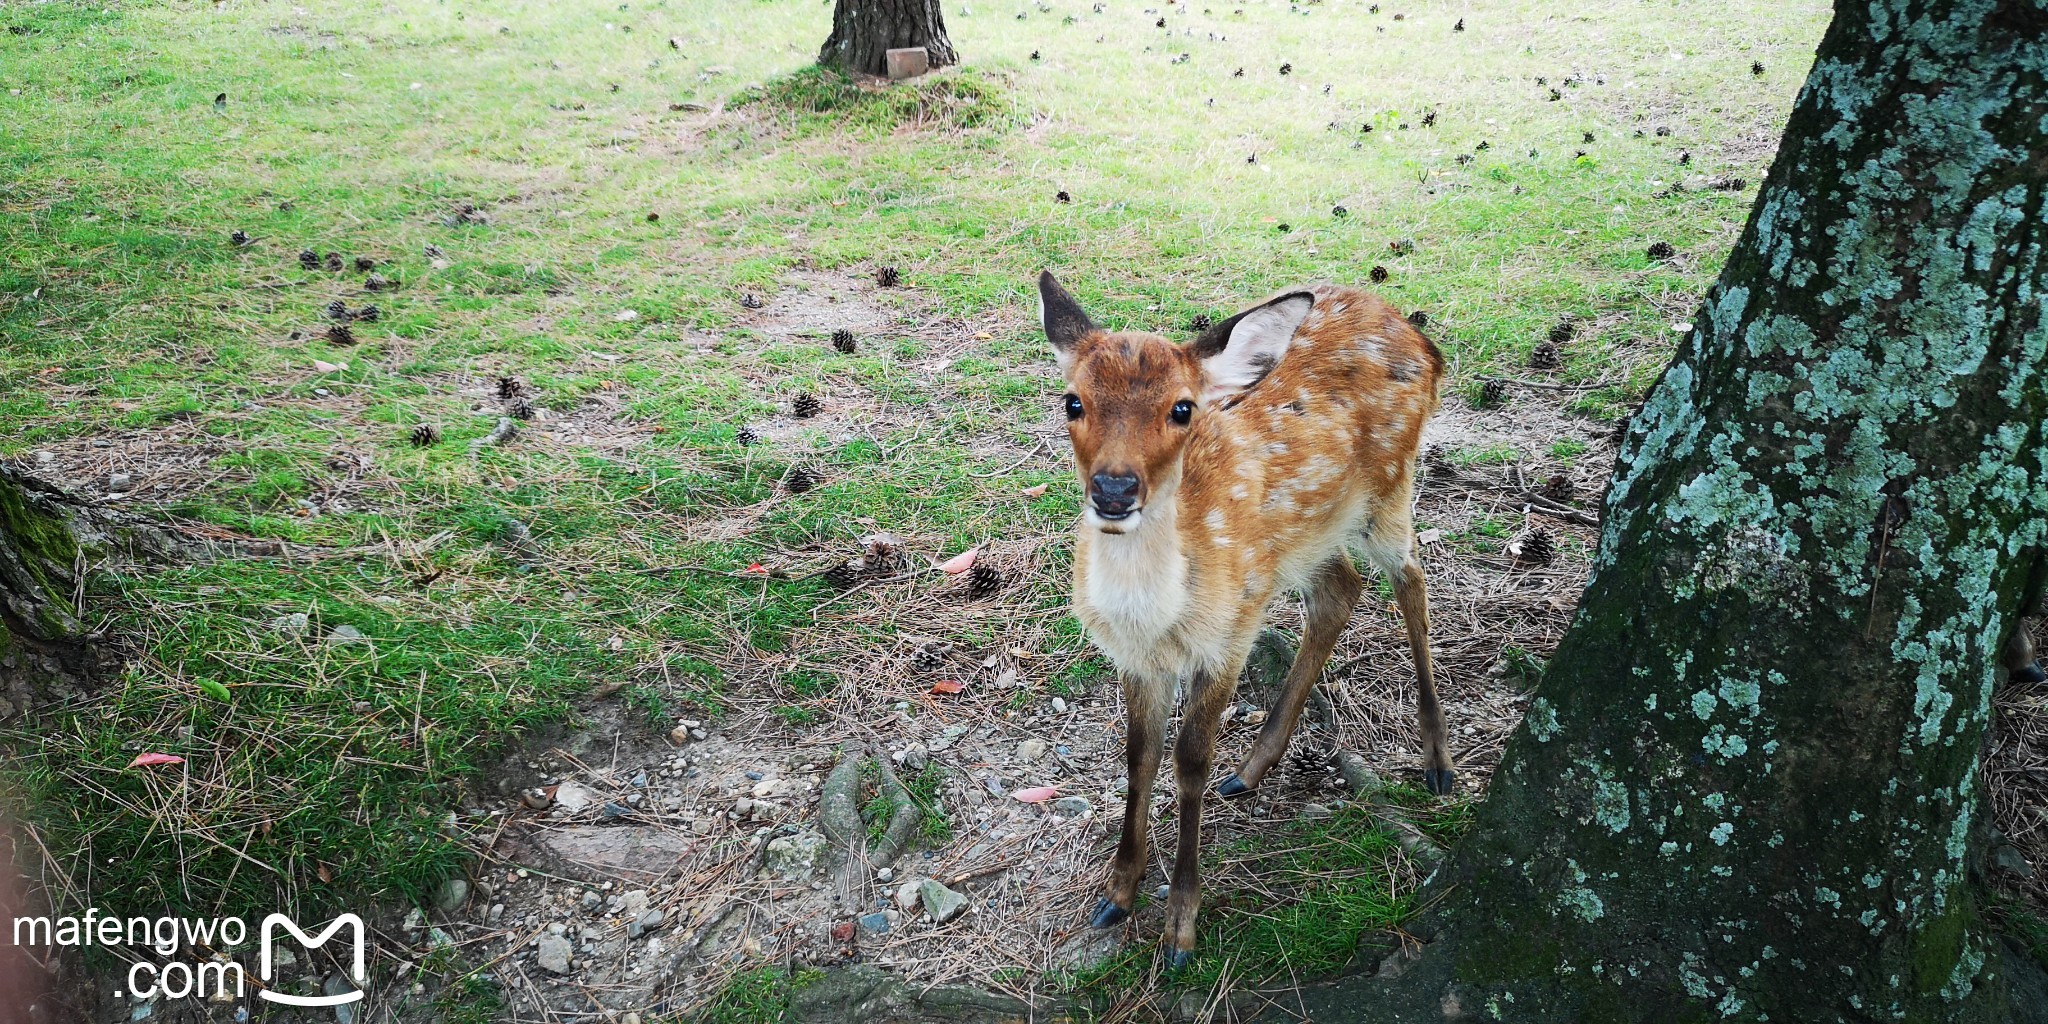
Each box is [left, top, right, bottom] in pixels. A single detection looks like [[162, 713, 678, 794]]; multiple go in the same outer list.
[[1200, 295, 1313, 400]]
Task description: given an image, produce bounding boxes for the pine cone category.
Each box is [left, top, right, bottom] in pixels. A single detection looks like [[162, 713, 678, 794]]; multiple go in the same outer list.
[[831, 329, 856, 354], [1751, 61, 1766, 76], [1646, 241, 1676, 261], [325, 300, 351, 321], [1055, 190, 1072, 204], [1454, 17, 1465, 30], [1406, 310, 1430, 328], [324, 252, 343, 271], [911, 642, 949, 672], [496, 375, 524, 401], [1288, 741, 1333, 776], [1540, 473, 1574, 501], [1479, 379, 1509, 407], [1388, 238, 1415, 255], [326, 323, 355, 345], [740, 292, 764, 309], [409, 423, 441, 447], [786, 466, 817, 493], [230, 230, 251, 247], [363, 273, 391, 291], [1610, 417, 1631, 443], [1511, 528, 1557, 567], [299, 249, 320, 270], [355, 304, 381, 323], [1549, 318, 1576, 344], [1424, 444, 1454, 474], [821, 562, 861, 591], [874, 265, 900, 287], [1332, 204, 1349, 218], [1369, 265, 1388, 284], [968, 562, 1004, 600], [423, 243, 446, 259], [861, 533, 910, 577], [735, 426, 760, 447], [508, 395, 536, 421], [1188, 313, 1212, 332], [792, 393, 822, 419], [1279, 62, 1292, 75], [353, 257, 376, 272], [1529, 342, 1561, 370]]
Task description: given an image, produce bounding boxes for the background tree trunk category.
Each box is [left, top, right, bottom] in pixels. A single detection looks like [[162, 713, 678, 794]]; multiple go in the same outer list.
[[1288, 2, 2048, 1020], [818, 0, 957, 78], [0, 465, 247, 715]]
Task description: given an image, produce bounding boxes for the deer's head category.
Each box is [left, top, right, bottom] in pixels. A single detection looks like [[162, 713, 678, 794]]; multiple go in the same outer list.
[[1039, 271, 1313, 534]]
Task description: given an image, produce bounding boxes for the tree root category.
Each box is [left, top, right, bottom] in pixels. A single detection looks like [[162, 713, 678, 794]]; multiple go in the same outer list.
[[1334, 750, 1446, 868]]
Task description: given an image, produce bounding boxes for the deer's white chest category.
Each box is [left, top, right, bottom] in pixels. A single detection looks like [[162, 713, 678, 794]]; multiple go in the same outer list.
[[1076, 518, 1232, 680]]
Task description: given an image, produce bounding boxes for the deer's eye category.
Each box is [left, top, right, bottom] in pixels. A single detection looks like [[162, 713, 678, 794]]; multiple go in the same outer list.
[[1064, 394, 1085, 420], [1170, 400, 1194, 425]]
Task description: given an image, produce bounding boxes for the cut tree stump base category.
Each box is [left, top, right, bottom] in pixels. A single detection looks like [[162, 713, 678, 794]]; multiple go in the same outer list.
[[886, 47, 930, 80]]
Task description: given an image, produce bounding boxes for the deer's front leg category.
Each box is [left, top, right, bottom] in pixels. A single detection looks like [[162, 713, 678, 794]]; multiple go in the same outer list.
[[1093, 676, 1170, 928], [1162, 666, 1238, 968]]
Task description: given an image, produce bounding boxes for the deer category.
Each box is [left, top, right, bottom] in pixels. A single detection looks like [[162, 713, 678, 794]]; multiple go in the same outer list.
[[1037, 270, 1452, 966]]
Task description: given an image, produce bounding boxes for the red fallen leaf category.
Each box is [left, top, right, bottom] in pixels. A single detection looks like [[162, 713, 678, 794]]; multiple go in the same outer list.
[[128, 753, 184, 768], [935, 547, 979, 574], [1021, 483, 1049, 497], [316, 862, 335, 883], [1012, 786, 1059, 803], [929, 679, 966, 695], [744, 563, 771, 575]]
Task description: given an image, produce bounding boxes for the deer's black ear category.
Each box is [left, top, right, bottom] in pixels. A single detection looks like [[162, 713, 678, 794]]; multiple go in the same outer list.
[[1039, 271, 1098, 371], [1191, 291, 1315, 399]]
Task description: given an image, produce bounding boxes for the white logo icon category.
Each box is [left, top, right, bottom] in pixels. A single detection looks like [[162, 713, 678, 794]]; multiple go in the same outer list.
[[258, 913, 365, 1006]]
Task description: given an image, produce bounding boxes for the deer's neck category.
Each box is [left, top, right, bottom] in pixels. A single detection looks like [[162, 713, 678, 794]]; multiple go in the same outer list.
[[1080, 492, 1189, 644]]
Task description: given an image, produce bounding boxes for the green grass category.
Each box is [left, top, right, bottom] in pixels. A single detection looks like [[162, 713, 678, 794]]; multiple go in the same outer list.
[[1063, 803, 1413, 994], [689, 966, 822, 1024], [0, 0, 1827, 966]]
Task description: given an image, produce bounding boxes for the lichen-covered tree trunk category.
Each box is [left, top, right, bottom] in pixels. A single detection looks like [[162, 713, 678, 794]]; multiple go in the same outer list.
[[1293, 3, 2048, 1021], [0, 465, 232, 713], [818, 0, 957, 78]]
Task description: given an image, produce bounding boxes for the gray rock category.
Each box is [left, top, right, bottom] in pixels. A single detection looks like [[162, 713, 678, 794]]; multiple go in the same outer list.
[[1299, 803, 1333, 820], [487, 903, 505, 924], [622, 889, 651, 915], [327, 624, 366, 643], [627, 909, 664, 938], [920, 880, 969, 923], [270, 612, 311, 636], [856, 911, 891, 935], [580, 890, 602, 911], [895, 878, 925, 913], [1051, 796, 1093, 818], [764, 829, 828, 879], [434, 878, 469, 913], [898, 743, 929, 772], [1016, 738, 1049, 762], [877, 866, 894, 883], [401, 907, 428, 933], [536, 933, 573, 974], [1052, 928, 1124, 971], [552, 782, 601, 814], [538, 826, 693, 883], [107, 472, 133, 492], [1992, 843, 2035, 878], [928, 725, 970, 752]]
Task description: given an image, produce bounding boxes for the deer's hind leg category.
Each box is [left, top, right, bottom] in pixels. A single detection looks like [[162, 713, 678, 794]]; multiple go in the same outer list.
[[1220, 555, 1361, 798], [1363, 499, 1455, 796]]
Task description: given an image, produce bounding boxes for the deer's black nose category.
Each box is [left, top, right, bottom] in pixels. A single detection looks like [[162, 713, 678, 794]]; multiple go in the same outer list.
[[1090, 472, 1141, 518]]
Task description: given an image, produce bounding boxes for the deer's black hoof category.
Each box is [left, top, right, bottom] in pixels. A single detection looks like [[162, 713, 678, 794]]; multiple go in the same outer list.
[[1218, 774, 1253, 799], [2018, 662, 2048, 685], [1164, 946, 1196, 971], [1090, 897, 1130, 929], [1423, 768, 1456, 797]]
